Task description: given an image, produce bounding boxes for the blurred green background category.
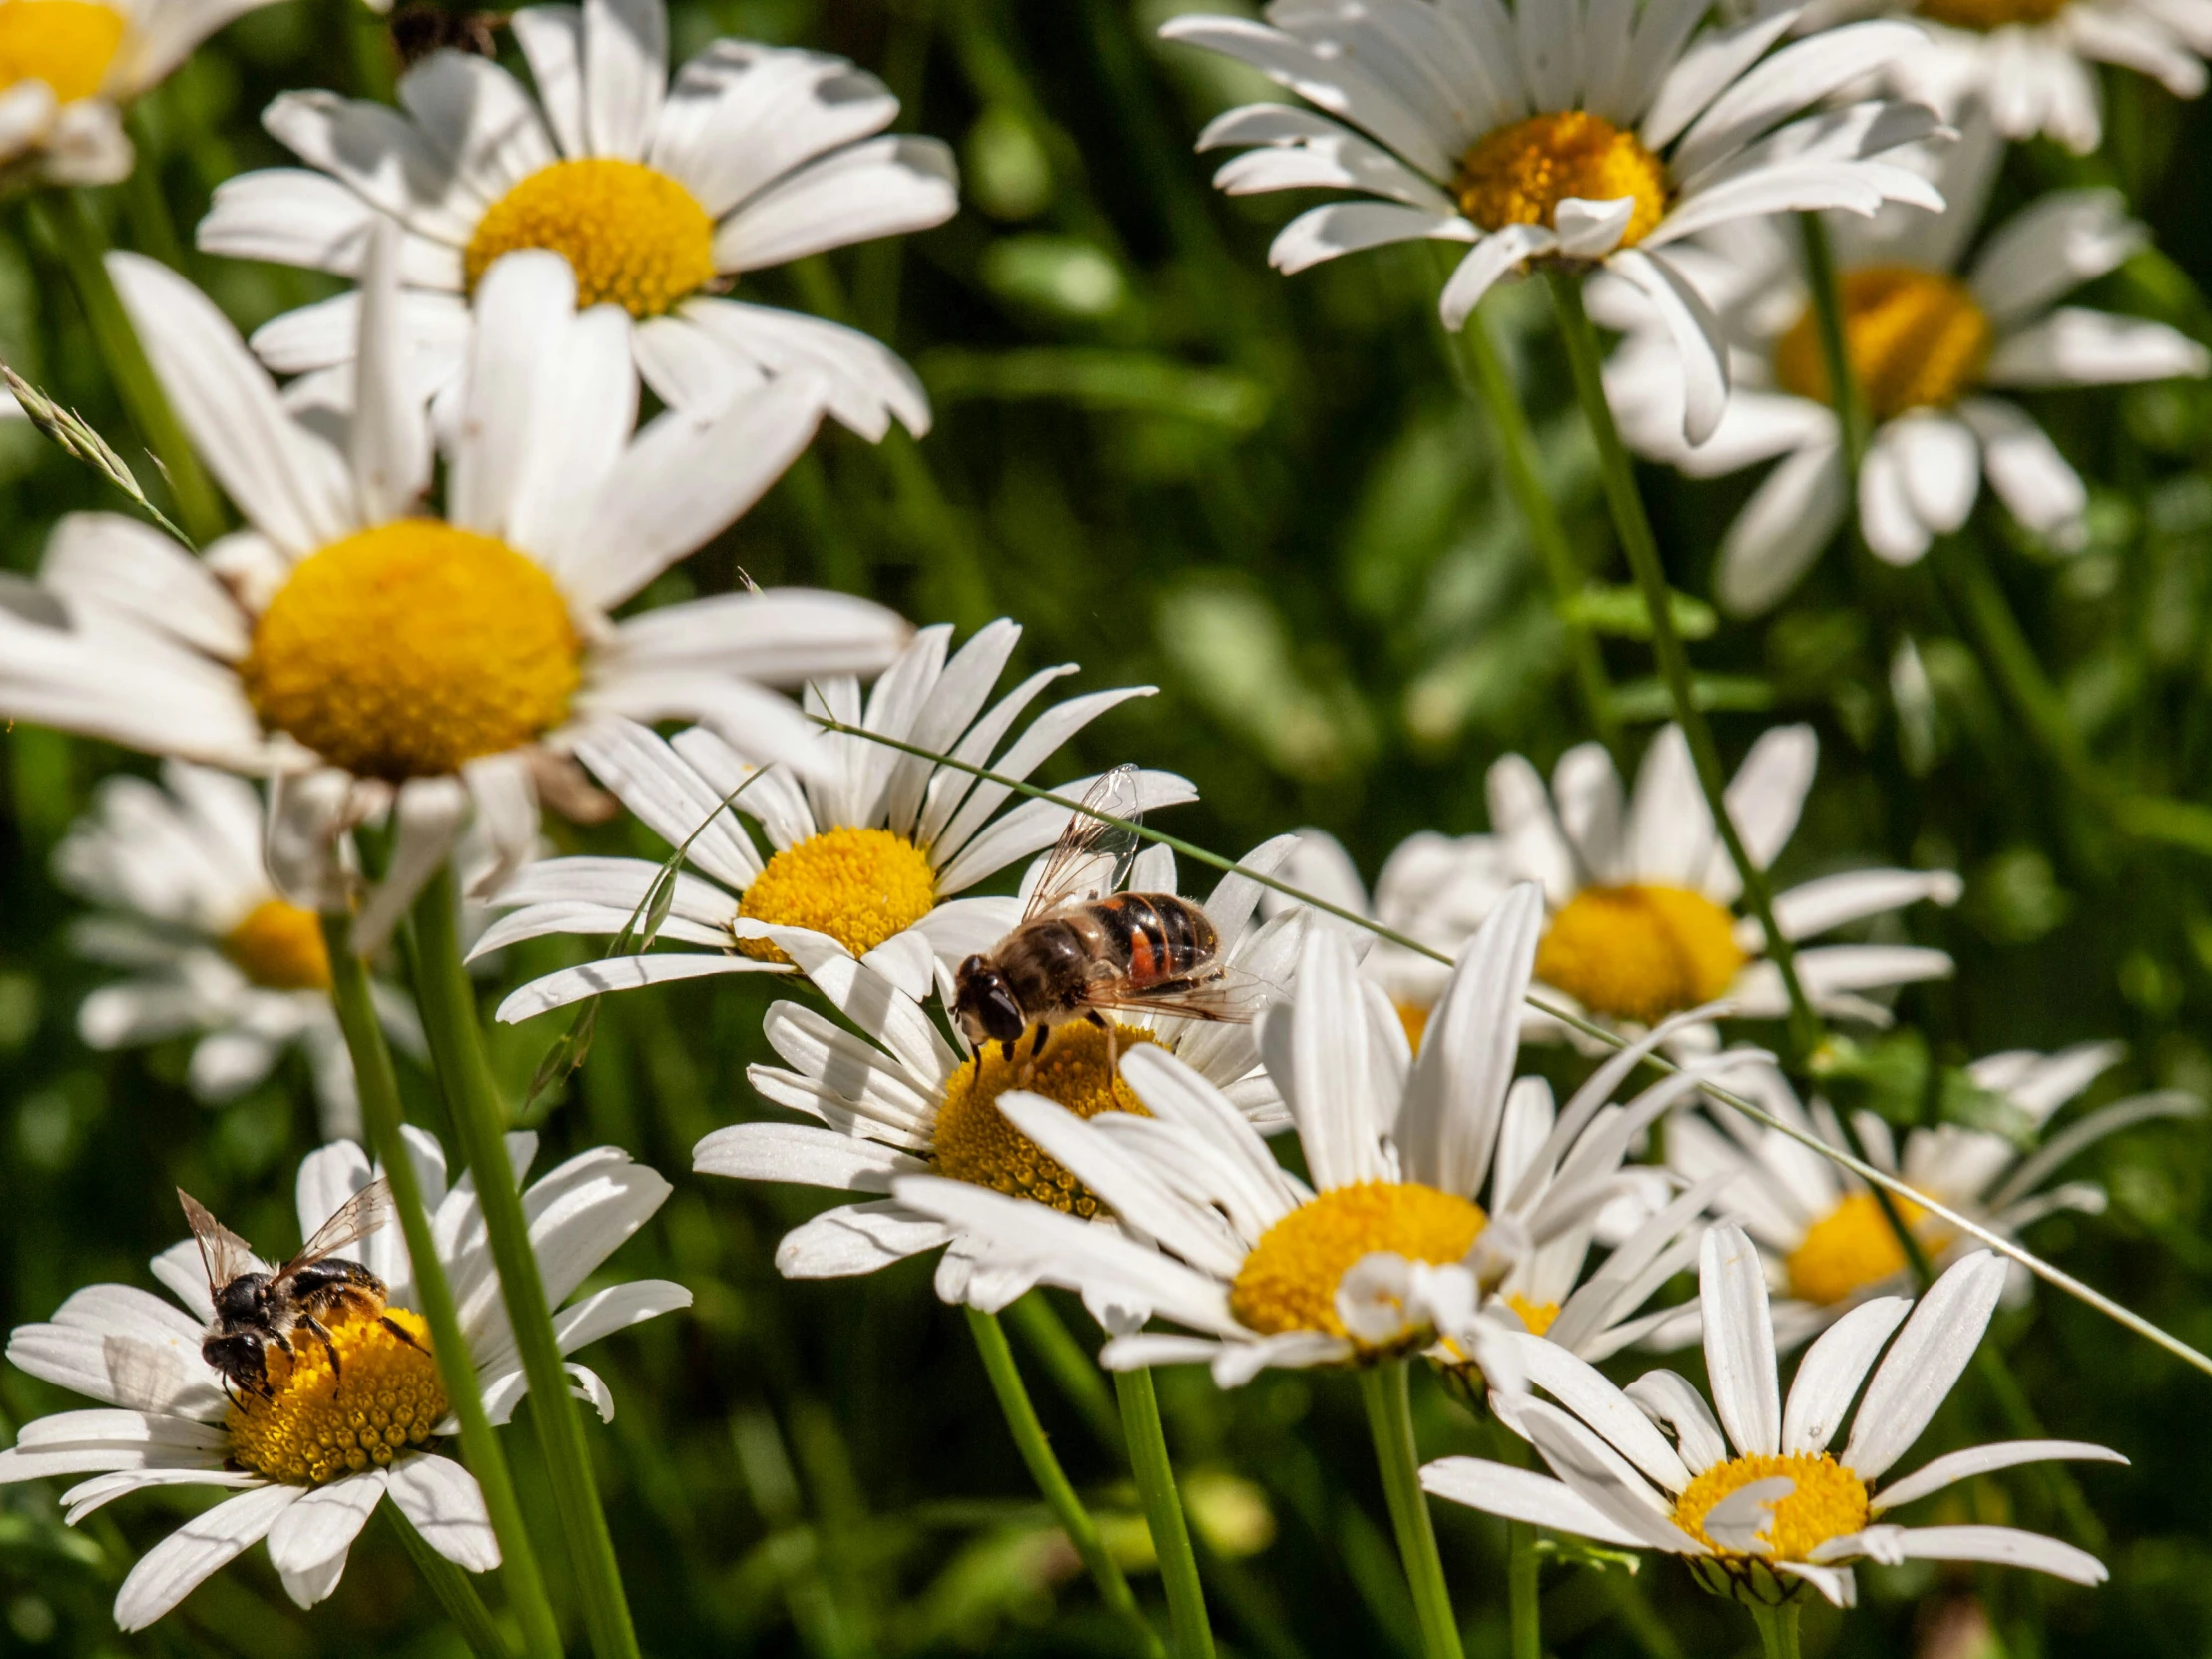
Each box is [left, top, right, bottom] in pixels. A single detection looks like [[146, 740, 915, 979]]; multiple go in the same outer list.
[[6, 2, 2212, 1655]]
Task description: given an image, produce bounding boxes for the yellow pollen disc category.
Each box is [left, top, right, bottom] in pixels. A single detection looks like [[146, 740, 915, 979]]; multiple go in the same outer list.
[[933, 1021, 1156, 1216], [1456, 111, 1669, 250], [1533, 884, 1747, 1026], [1505, 1293, 1560, 1337], [1393, 999, 1431, 1054], [1786, 1191, 1945, 1306], [0, 1, 126, 105], [1773, 266, 1993, 422], [1673, 1452, 1871, 1562], [1917, 0, 2070, 27], [225, 1308, 446, 1486], [222, 898, 332, 992], [734, 828, 939, 962], [465, 158, 717, 318], [242, 520, 580, 783], [1230, 1182, 1487, 1340]]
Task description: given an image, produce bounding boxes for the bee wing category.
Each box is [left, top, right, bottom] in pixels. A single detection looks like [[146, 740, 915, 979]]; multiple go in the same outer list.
[[278, 1178, 396, 1281], [177, 1189, 263, 1293], [1024, 765, 1145, 922], [1075, 970, 1259, 1026]]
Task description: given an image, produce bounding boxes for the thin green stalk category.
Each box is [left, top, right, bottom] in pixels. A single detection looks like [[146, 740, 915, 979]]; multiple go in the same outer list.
[[810, 714, 2212, 1380], [409, 865, 642, 1659], [319, 913, 563, 1659], [1436, 274, 1622, 761], [387, 1505, 515, 1659], [1506, 1521, 1539, 1659], [34, 190, 224, 544], [963, 1307, 1165, 1658], [1115, 1368, 1215, 1659], [1357, 1361, 1464, 1659], [1546, 269, 1823, 1062], [1796, 213, 1868, 477], [1006, 1291, 1123, 1451], [120, 112, 189, 273], [1747, 1599, 1802, 1659]]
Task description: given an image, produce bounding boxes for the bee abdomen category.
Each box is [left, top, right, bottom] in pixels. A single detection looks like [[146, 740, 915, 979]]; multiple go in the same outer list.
[[1089, 893, 1218, 988]]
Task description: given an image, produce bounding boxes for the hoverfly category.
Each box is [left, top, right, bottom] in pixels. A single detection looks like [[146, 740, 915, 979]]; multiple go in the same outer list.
[[951, 765, 1250, 1060], [389, 3, 506, 66], [179, 1180, 421, 1402]]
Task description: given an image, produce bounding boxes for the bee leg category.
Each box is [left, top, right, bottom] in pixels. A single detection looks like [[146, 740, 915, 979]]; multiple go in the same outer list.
[[1000, 1039, 1017, 1064], [380, 1315, 430, 1356], [301, 1315, 343, 1382], [1032, 1024, 1050, 1059]]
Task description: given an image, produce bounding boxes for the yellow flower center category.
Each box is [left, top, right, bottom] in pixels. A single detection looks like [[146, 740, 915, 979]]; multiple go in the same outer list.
[[1455, 111, 1669, 251], [1534, 884, 1748, 1025], [1773, 266, 1993, 422], [221, 898, 332, 991], [1786, 1191, 1945, 1306], [1230, 1182, 1488, 1340], [1505, 1293, 1560, 1337], [1393, 999, 1431, 1054], [1673, 1452, 1871, 1561], [224, 1307, 446, 1486], [465, 158, 718, 318], [0, 0, 126, 105], [932, 1020, 1156, 1216], [241, 520, 581, 783], [734, 828, 940, 962], [1916, 0, 2070, 27]]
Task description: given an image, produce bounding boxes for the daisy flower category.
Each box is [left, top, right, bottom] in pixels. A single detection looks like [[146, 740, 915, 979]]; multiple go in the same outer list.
[[196, 0, 957, 440], [1258, 826, 1513, 1051], [891, 892, 1751, 1386], [0, 231, 907, 949], [1665, 1044, 2203, 1344], [0, 0, 281, 187], [1160, 0, 1944, 444], [1488, 724, 1961, 1039], [1422, 1223, 2119, 1608], [691, 837, 1305, 1312], [0, 1129, 687, 1630], [1841, 0, 2212, 154], [55, 760, 426, 1140], [1604, 111, 2210, 613], [483, 622, 1193, 1016]]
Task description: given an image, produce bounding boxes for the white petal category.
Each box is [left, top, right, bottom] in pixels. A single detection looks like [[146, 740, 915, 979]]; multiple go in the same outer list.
[[650, 43, 896, 219], [1958, 398, 2087, 541], [1267, 201, 1473, 276], [1700, 1223, 1779, 1457], [1438, 226, 1554, 328], [693, 1122, 923, 1190], [1875, 1439, 2125, 1513], [512, 6, 586, 157], [712, 135, 957, 272], [495, 952, 788, 1023], [1715, 439, 1846, 616], [1843, 1252, 2007, 1480], [1419, 1456, 1650, 1549], [1607, 249, 1730, 447], [266, 1470, 386, 1606], [388, 1452, 500, 1571], [114, 1484, 303, 1631], [1854, 1523, 2106, 1585], [1970, 189, 2146, 327], [1985, 308, 2211, 387], [582, 0, 666, 160], [1781, 1296, 1910, 1454]]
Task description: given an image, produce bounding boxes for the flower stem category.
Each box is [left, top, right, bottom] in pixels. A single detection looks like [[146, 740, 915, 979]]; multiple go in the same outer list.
[[1546, 269, 1823, 1061], [1748, 1599, 1803, 1659], [1507, 1521, 1540, 1659], [1115, 1367, 1216, 1659], [1357, 1360, 1465, 1659], [387, 1504, 515, 1659], [1796, 213, 1868, 478], [32, 189, 224, 546], [409, 865, 642, 1659], [1006, 1291, 1124, 1450], [1435, 266, 1622, 760], [964, 1307, 1166, 1657], [320, 912, 564, 1659]]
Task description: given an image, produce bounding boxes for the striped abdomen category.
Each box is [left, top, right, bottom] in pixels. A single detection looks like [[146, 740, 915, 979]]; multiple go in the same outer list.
[[1074, 892, 1220, 989]]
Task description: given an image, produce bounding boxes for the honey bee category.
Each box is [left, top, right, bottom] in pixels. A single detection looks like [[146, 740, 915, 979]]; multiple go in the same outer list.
[[388, 4, 506, 66], [952, 766, 1250, 1058], [180, 1180, 421, 1401]]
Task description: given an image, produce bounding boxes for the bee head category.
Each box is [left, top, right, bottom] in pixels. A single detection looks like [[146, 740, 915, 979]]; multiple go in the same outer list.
[[953, 956, 1026, 1046], [202, 1330, 268, 1387]]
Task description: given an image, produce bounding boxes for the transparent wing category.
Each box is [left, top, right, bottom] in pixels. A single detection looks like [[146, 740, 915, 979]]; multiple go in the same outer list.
[[1024, 765, 1145, 922], [1074, 969, 1259, 1026], [279, 1178, 396, 1280], [177, 1189, 261, 1292]]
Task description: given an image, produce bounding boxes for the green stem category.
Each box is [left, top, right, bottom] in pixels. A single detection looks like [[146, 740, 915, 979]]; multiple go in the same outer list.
[[319, 913, 563, 1659], [33, 190, 224, 545], [1357, 1361, 1464, 1659], [1796, 213, 1867, 478], [1506, 1521, 1539, 1659], [1437, 272, 1622, 761], [410, 865, 642, 1659], [119, 111, 189, 273], [1546, 269, 1823, 1061], [1006, 1291, 1123, 1452], [1115, 1368, 1215, 1659], [963, 1307, 1165, 1658], [1747, 1598, 1802, 1659], [386, 1504, 515, 1659]]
